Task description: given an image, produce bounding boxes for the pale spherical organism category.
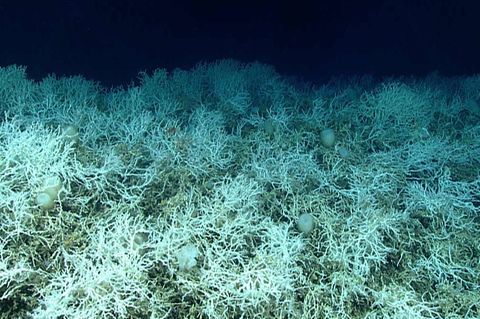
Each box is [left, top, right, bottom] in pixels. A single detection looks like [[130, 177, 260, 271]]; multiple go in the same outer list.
[[297, 213, 315, 234], [36, 192, 55, 210], [320, 128, 336, 147], [42, 175, 63, 198], [177, 243, 199, 271], [337, 146, 350, 159], [63, 125, 79, 144]]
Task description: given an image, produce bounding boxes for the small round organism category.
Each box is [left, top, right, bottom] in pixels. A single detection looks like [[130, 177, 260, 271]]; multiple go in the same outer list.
[[36, 192, 55, 210], [297, 213, 315, 234], [177, 243, 199, 271], [320, 128, 336, 147]]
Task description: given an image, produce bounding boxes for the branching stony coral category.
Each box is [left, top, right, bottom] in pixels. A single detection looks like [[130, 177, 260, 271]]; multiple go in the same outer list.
[[0, 65, 36, 114], [211, 174, 263, 213], [0, 239, 38, 300], [0, 118, 78, 239], [32, 212, 160, 319], [402, 170, 479, 291], [243, 131, 321, 194], [0, 61, 479, 318], [0, 117, 157, 315], [148, 176, 305, 318], [185, 107, 235, 173], [357, 81, 437, 146], [366, 284, 440, 319]]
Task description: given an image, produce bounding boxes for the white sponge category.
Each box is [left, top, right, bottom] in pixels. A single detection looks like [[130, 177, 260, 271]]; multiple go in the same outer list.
[[176, 243, 199, 271]]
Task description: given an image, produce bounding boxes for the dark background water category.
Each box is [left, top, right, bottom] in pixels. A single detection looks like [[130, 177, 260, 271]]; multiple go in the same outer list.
[[1, 0, 478, 86]]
